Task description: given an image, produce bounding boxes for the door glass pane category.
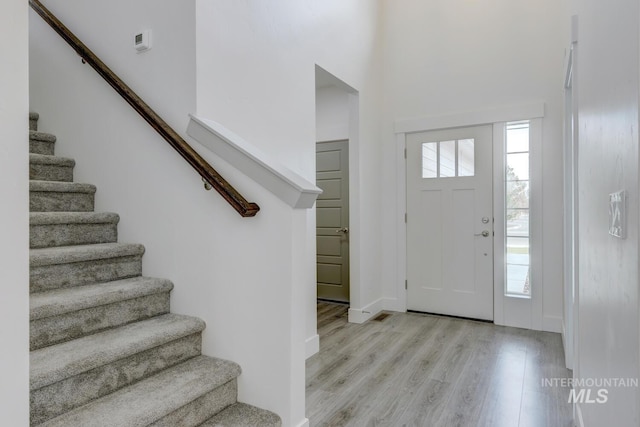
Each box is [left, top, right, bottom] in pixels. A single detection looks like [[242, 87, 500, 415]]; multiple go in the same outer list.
[[506, 181, 529, 208], [439, 140, 456, 177], [507, 153, 529, 180], [506, 264, 530, 295], [506, 210, 529, 237], [422, 142, 437, 178], [506, 122, 529, 153], [507, 237, 530, 263], [458, 139, 474, 176], [506, 236, 530, 295]]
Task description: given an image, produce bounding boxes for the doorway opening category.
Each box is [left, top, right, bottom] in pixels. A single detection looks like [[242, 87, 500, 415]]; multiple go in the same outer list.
[[314, 66, 357, 305], [309, 65, 359, 359]]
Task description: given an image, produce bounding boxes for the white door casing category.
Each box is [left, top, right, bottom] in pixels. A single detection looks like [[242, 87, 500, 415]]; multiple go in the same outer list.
[[406, 125, 494, 320]]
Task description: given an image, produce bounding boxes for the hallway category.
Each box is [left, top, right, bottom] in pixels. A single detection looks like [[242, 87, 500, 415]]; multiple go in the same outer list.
[[306, 302, 573, 426]]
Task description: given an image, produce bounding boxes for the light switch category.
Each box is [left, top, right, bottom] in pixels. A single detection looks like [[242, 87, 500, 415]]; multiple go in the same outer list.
[[609, 190, 626, 238]]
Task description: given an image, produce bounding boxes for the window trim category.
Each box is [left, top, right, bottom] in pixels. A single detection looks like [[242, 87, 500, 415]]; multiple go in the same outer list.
[[493, 119, 543, 330]]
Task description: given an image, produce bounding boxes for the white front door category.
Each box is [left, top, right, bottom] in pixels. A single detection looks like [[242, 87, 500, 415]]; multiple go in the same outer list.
[[406, 125, 493, 320]]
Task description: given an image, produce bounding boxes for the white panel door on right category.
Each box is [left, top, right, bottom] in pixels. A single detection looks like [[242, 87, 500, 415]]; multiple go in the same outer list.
[[406, 125, 493, 320]]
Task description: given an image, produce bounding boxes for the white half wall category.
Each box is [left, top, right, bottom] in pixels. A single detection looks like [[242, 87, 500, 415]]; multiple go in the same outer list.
[[0, 0, 29, 423], [195, 2, 384, 424]]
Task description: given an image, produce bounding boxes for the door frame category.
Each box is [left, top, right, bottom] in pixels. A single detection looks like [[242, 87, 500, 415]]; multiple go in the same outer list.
[[394, 103, 545, 324]]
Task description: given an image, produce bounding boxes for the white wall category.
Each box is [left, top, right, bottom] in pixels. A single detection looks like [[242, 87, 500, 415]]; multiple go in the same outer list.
[[381, 0, 568, 331], [574, 0, 639, 424], [30, 1, 384, 426], [195, 2, 383, 424], [0, 0, 29, 423], [316, 85, 350, 142]]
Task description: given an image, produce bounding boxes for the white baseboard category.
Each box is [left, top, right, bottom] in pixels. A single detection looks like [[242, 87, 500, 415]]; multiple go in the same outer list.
[[561, 323, 574, 370], [381, 297, 405, 312], [295, 417, 310, 427], [348, 298, 384, 324], [543, 314, 563, 333], [575, 403, 584, 427], [305, 334, 319, 359]]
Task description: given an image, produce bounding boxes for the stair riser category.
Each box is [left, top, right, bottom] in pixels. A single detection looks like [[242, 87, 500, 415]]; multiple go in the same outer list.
[[150, 380, 237, 427], [30, 255, 142, 293], [30, 163, 74, 182], [30, 139, 54, 156], [31, 292, 171, 350], [31, 333, 202, 425], [30, 223, 118, 249], [30, 191, 95, 212]]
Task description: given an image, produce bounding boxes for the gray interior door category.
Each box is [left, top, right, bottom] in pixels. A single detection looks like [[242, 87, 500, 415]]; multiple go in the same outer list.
[[316, 140, 350, 302]]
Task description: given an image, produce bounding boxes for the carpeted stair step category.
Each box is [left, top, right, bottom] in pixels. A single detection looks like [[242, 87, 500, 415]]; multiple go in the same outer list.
[[30, 243, 144, 292], [30, 112, 39, 131], [30, 212, 119, 248], [30, 276, 173, 350], [30, 153, 75, 182], [35, 355, 241, 427], [199, 403, 282, 427], [30, 130, 56, 155], [30, 181, 96, 212], [30, 314, 207, 425]]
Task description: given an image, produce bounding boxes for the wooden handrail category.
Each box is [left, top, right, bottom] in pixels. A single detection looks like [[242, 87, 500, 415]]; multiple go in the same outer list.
[[29, 0, 259, 217]]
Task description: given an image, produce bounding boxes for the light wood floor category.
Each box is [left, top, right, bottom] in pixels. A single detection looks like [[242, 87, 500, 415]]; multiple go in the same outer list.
[[306, 302, 573, 427]]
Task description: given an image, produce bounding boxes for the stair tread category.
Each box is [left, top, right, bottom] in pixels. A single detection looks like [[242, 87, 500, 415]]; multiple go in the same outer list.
[[30, 180, 96, 193], [30, 211, 119, 225], [199, 403, 281, 427], [37, 355, 240, 427], [31, 276, 173, 321], [30, 130, 56, 142], [29, 153, 75, 167], [31, 313, 207, 390], [30, 242, 145, 267]]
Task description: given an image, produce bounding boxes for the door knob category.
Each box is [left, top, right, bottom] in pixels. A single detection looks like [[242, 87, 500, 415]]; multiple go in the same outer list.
[[335, 227, 349, 234], [474, 230, 490, 237]]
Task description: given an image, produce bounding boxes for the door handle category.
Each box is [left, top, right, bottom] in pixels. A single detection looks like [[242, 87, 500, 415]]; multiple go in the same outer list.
[[474, 230, 490, 237], [335, 227, 349, 234]]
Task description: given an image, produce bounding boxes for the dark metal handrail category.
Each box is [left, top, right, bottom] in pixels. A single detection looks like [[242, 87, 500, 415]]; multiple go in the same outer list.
[[29, 0, 259, 217]]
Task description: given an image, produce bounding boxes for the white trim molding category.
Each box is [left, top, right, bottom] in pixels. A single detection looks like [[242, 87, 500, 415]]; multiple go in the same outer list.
[[305, 334, 319, 359], [543, 315, 563, 334], [187, 114, 322, 209], [396, 103, 546, 330], [348, 298, 384, 324], [394, 102, 545, 134]]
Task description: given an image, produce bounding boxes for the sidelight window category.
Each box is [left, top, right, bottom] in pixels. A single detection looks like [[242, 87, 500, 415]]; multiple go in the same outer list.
[[505, 121, 530, 297]]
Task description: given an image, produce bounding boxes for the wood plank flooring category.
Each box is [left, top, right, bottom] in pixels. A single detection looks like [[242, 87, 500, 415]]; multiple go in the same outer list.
[[306, 302, 573, 427]]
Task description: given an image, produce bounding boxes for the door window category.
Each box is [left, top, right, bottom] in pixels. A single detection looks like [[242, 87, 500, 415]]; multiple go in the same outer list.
[[421, 139, 475, 178]]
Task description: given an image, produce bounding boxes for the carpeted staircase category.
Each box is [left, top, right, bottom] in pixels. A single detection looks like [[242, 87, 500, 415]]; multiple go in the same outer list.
[[28, 112, 281, 427]]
